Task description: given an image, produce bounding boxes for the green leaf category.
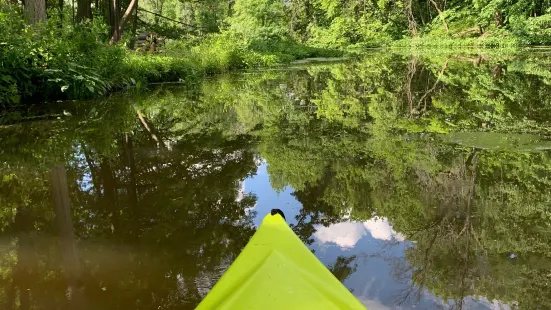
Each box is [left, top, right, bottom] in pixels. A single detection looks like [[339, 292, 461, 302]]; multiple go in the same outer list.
[[2, 174, 15, 183], [0, 75, 15, 83], [61, 85, 70, 92], [10, 95, 20, 104]]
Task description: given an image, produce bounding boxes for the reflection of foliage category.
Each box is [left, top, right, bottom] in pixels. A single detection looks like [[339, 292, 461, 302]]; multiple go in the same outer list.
[[0, 89, 260, 309], [328, 256, 358, 284], [2, 51, 551, 308], [221, 52, 551, 308]]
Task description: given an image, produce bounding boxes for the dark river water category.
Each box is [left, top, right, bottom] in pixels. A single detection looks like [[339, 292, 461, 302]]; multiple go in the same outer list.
[[2, 51, 551, 309]]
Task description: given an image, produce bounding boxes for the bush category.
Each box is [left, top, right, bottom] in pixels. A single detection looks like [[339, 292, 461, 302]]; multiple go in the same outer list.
[[511, 14, 551, 45], [123, 54, 201, 84], [307, 15, 393, 49], [162, 35, 202, 57], [189, 31, 342, 71], [0, 4, 39, 105], [0, 5, 129, 104], [190, 32, 248, 73], [0, 4, 202, 105]]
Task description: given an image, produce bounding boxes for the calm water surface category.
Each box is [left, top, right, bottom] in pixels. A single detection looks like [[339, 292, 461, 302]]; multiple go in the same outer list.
[[1, 51, 551, 309]]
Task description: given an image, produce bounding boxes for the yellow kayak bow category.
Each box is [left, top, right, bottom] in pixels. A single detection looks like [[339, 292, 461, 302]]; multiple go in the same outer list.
[[197, 209, 366, 309]]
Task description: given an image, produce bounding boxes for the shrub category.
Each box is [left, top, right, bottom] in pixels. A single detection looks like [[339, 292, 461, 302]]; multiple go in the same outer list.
[[0, 4, 39, 105], [0, 5, 127, 104], [191, 32, 248, 73], [123, 54, 201, 84], [228, 0, 289, 42], [511, 13, 551, 45]]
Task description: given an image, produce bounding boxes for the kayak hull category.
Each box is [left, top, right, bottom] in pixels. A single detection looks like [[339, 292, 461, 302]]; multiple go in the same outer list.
[[196, 211, 365, 309]]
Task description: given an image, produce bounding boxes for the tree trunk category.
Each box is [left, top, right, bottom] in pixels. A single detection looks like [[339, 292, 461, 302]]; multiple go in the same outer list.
[[429, 0, 449, 33], [492, 63, 504, 80], [228, 0, 234, 16], [81, 145, 102, 194], [24, 0, 47, 24], [99, 158, 120, 236], [58, 0, 63, 28], [123, 134, 139, 238], [136, 109, 166, 148], [109, 0, 121, 43], [494, 10, 503, 27], [417, 59, 449, 112], [50, 165, 87, 309], [77, 0, 92, 22], [110, 0, 138, 43], [127, 0, 139, 49], [405, 0, 417, 37], [50, 165, 82, 281], [406, 58, 417, 116]]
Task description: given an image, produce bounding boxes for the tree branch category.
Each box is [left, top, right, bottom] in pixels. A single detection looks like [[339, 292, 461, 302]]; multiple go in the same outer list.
[[417, 59, 449, 110], [117, 0, 138, 36], [429, 0, 449, 33], [138, 8, 204, 29]]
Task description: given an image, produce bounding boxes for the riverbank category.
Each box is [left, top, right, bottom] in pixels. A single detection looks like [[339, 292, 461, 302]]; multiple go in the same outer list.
[[0, 6, 340, 106], [2, 42, 339, 106], [6, 0, 551, 107]]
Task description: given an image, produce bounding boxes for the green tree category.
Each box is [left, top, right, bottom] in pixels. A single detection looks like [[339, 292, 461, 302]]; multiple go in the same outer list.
[[228, 0, 288, 41]]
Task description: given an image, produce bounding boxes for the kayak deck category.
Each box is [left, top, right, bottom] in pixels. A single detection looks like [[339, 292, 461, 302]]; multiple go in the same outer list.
[[196, 210, 365, 309]]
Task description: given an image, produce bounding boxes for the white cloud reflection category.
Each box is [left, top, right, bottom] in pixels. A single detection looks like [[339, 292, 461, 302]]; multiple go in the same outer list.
[[314, 218, 405, 248], [357, 298, 394, 310]]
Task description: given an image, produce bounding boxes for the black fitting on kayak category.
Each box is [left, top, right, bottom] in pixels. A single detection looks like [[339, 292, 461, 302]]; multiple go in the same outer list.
[[271, 209, 286, 221]]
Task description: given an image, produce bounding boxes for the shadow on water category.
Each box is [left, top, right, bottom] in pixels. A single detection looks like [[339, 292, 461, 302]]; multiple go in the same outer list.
[[1, 50, 551, 309]]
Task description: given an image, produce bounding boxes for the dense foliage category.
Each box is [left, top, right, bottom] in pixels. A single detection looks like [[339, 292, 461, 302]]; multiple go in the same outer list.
[[4, 0, 551, 106], [137, 0, 551, 47], [0, 0, 338, 106]]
